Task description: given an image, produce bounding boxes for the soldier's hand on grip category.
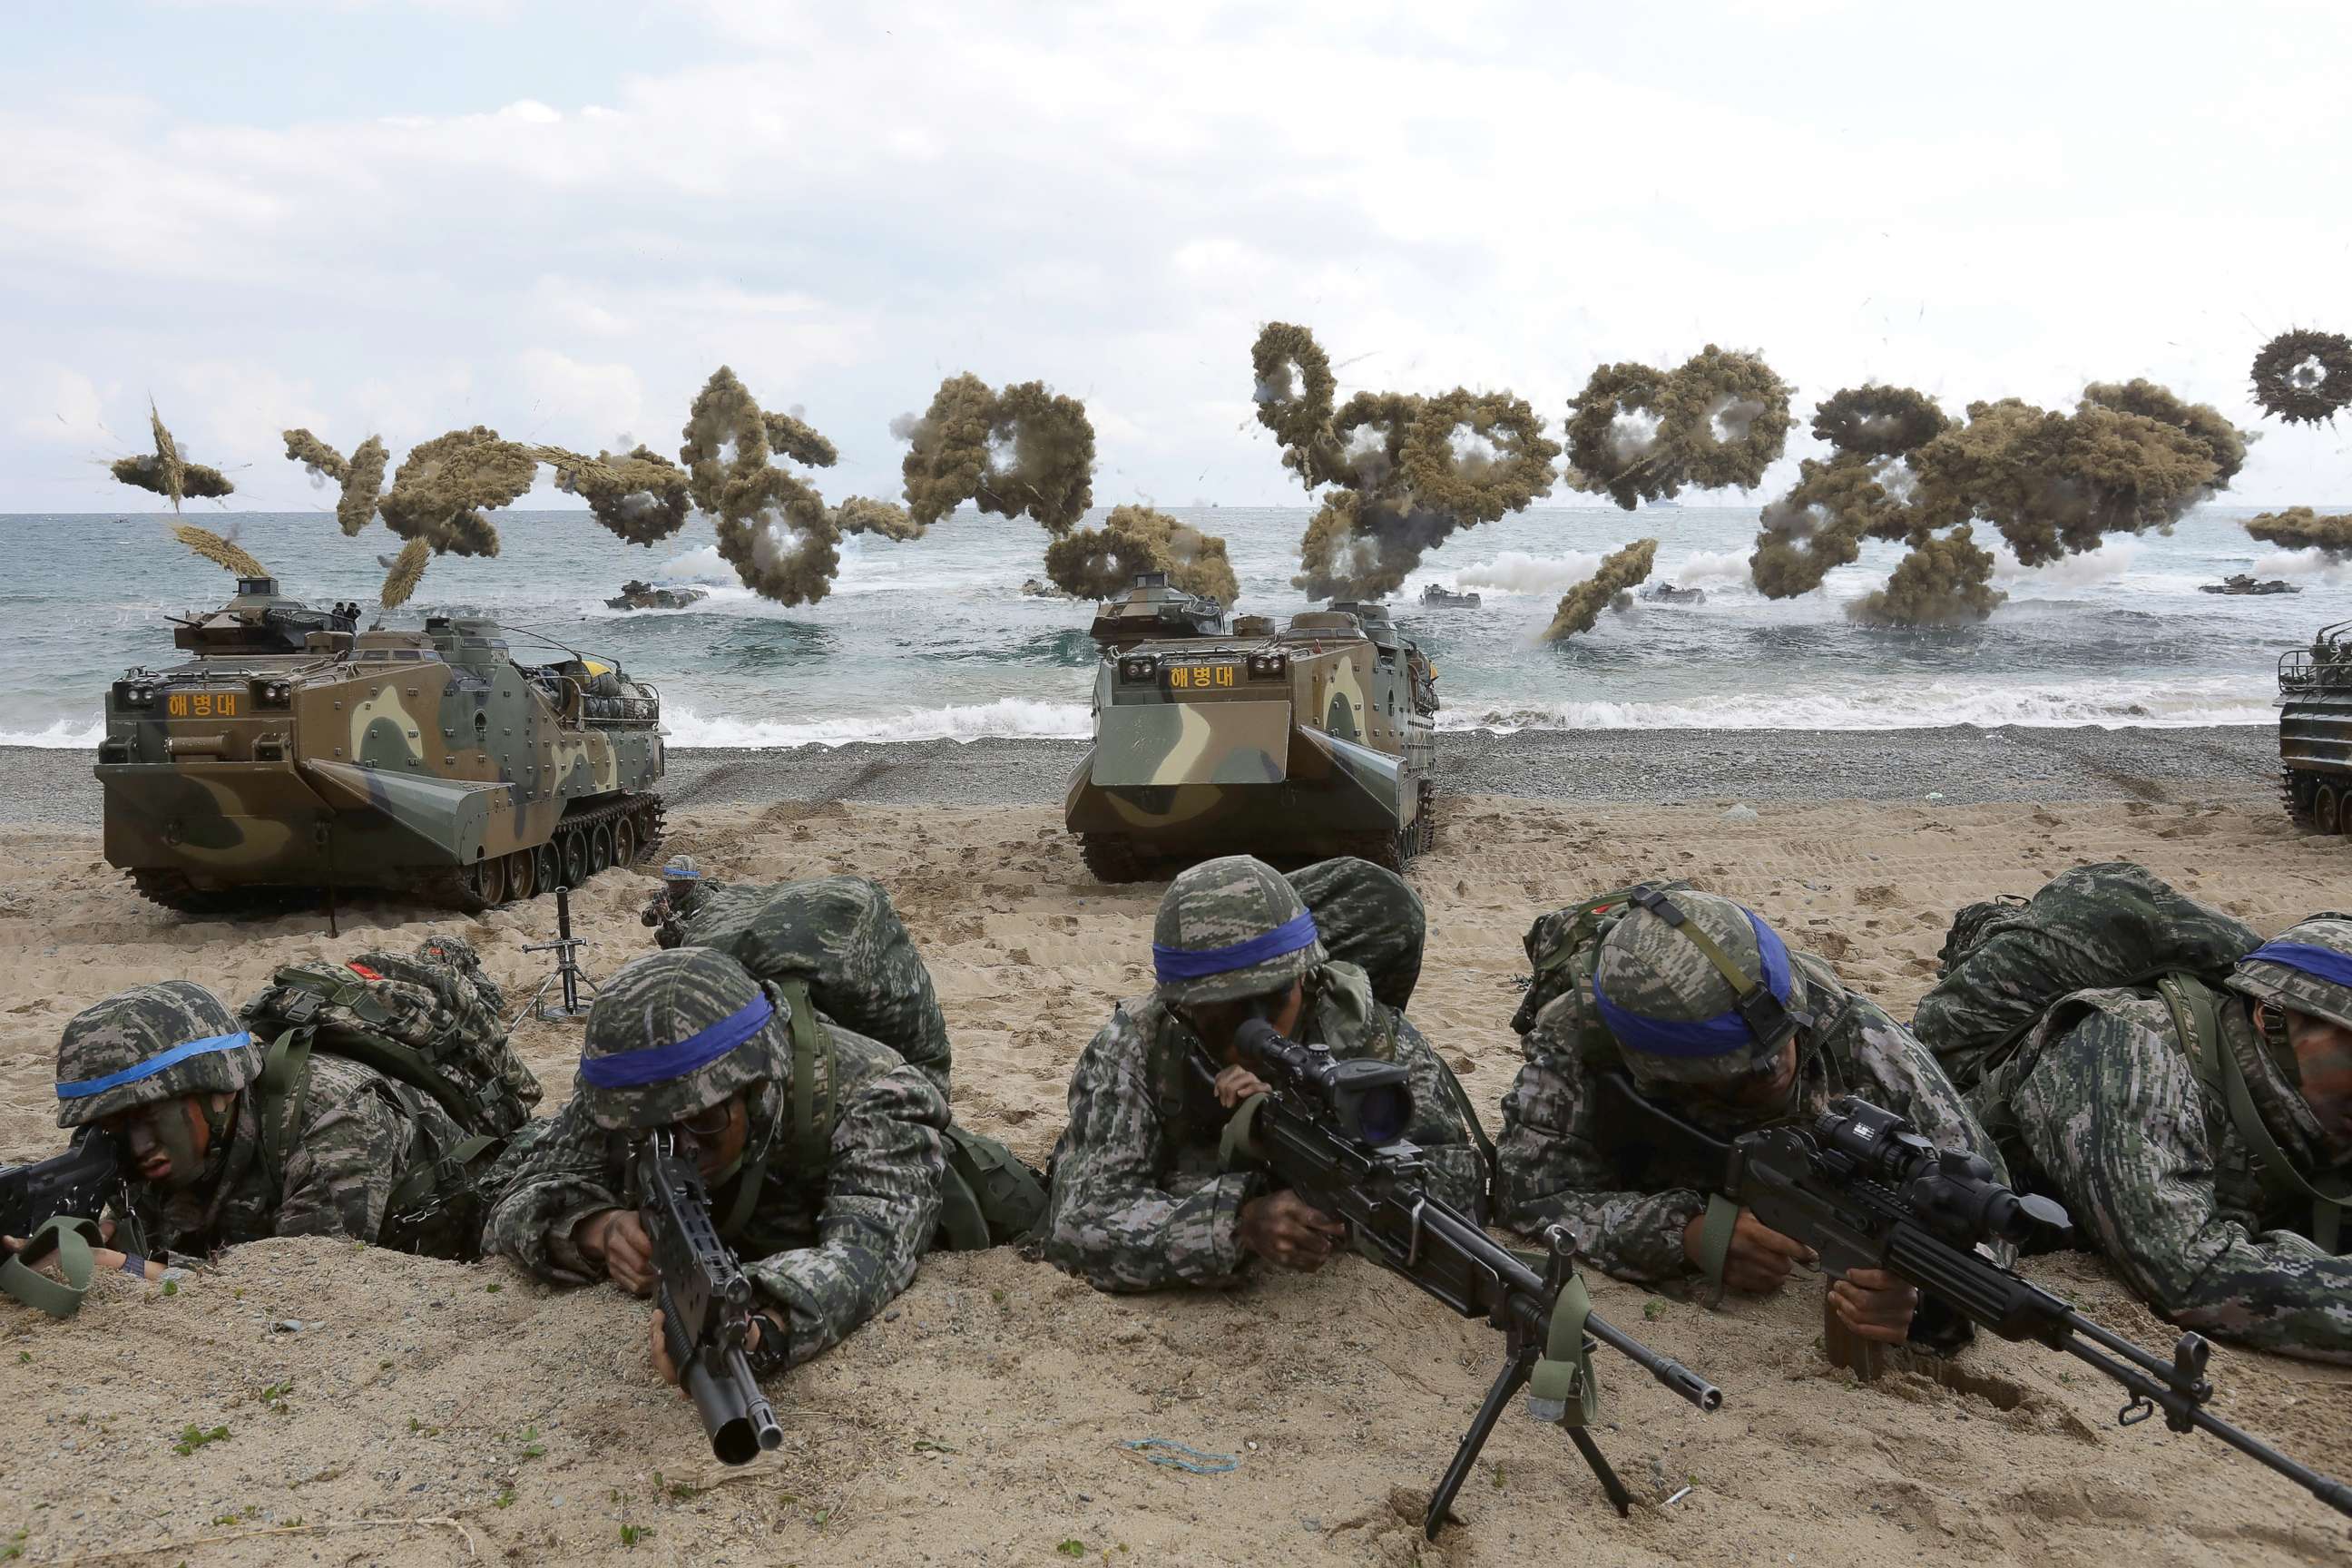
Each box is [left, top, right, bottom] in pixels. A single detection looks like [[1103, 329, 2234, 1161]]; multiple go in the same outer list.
[[1239, 1191, 1347, 1270]]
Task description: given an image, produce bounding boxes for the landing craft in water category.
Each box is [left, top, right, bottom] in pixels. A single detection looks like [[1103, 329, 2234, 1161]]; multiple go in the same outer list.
[[1419, 583, 1482, 610], [1066, 580, 1438, 881], [2200, 573, 2300, 596], [606, 579, 709, 612], [97, 575, 665, 912], [1642, 582, 1707, 604]]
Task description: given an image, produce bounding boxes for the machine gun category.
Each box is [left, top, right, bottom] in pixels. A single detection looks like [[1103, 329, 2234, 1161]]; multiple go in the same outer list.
[[1606, 1074, 2352, 1521], [630, 1130, 784, 1465], [1210, 1020, 1722, 1538], [1, 1129, 126, 1241]]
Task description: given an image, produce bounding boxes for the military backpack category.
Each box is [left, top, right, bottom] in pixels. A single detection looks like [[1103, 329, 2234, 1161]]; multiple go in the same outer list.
[[1920, 861, 2343, 1250], [238, 950, 543, 1259], [760, 979, 1045, 1250]]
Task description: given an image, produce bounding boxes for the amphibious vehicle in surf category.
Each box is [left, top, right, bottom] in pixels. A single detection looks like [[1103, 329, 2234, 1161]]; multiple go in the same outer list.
[[2280, 619, 2352, 834], [1066, 581, 1439, 881], [1085, 570, 1230, 649], [97, 575, 665, 912]]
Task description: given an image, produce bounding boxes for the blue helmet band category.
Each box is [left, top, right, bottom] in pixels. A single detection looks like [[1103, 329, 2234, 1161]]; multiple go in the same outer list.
[[577, 995, 771, 1090], [1592, 908, 1795, 1059], [1153, 909, 1320, 985], [2242, 941, 2352, 992], [56, 1032, 253, 1100]]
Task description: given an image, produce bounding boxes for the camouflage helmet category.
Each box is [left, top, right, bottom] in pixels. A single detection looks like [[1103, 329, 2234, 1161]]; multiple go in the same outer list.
[[573, 947, 784, 1131], [1592, 887, 1807, 1090], [2228, 916, 2352, 1034], [416, 931, 485, 971], [54, 981, 259, 1129], [662, 854, 701, 883], [1152, 854, 1328, 1006]]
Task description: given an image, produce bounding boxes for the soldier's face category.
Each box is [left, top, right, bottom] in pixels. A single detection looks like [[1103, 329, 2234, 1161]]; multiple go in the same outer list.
[[1199, 980, 1307, 1063], [1679, 1037, 1800, 1112], [105, 1093, 222, 1189], [674, 1093, 750, 1184], [2281, 1008, 2352, 1150]]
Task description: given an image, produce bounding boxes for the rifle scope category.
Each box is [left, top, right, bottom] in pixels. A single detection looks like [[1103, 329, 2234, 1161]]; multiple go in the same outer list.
[[1815, 1098, 2072, 1250], [1234, 1019, 1412, 1147]]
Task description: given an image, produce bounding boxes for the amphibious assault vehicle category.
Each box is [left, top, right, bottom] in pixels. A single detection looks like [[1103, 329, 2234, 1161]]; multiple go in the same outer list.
[[1419, 583, 1481, 610], [97, 575, 664, 911], [1085, 571, 1230, 649], [2201, 574, 2300, 597], [607, 580, 709, 612], [2280, 619, 2352, 832], [1066, 588, 1439, 880]]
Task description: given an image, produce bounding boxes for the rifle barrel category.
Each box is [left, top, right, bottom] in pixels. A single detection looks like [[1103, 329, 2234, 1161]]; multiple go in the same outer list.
[[2060, 1336, 2352, 1519]]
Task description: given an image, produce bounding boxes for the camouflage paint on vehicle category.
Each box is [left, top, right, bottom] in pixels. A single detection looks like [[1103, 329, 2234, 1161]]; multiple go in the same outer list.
[[1085, 571, 1230, 649], [1065, 588, 1439, 880], [96, 578, 664, 910], [2279, 618, 2352, 834]]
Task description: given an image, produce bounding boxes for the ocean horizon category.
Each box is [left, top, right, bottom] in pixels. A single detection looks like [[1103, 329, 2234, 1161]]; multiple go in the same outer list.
[[5, 503, 2337, 750]]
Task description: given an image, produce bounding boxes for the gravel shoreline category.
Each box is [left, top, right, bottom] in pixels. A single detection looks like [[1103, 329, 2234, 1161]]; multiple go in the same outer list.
[[2, 723, 2280, 828]]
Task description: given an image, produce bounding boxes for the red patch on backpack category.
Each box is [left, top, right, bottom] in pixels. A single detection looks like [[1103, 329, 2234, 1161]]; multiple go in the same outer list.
[[346, 961, 385, 981]]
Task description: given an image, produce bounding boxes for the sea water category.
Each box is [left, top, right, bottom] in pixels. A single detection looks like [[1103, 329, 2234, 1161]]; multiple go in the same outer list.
[[2, 505, 2337, 748]]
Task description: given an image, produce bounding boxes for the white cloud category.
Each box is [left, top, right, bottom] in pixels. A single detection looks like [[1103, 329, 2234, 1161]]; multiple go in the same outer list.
[[8, 366, 113, 446], [514, 348, 645, 448], [6, 2, 2352, 514]]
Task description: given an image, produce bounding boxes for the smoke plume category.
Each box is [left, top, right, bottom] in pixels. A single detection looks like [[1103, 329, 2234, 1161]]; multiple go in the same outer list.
[[679, 366, 844, 606], [1564, 348, 1792, 510], [112, 403, 234, 510], [379, 536, 432, 608], [171, 523, 269, 578], [897, 373, 1095, 534], [1540, 538, 1658, 642], [1250, 321, 1560, 599], [282, 429, 389, 535], [377, 426, 536, 558], [539, 444, 693, 545], [2246, 506, 2352, 560], [1042, 504, 1240, 603], [2250, 329, 2352, 426], [1847, 524, 2005, 627]]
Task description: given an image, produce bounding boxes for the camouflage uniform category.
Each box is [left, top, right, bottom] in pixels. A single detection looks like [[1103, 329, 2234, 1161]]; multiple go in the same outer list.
[[483, 947, 946, 1372], [646, 874, 953, 1096], [1044, 856, 1485, 1293], [1969, 916, 2352, 1362], [54, 981, 472, 1258], [1496, 889, 1999, 1287]]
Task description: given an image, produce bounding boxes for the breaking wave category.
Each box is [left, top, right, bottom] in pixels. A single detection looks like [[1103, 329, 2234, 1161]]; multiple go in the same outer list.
[[662, 697, 1093, 749], [1438, 677, 2275, 733]]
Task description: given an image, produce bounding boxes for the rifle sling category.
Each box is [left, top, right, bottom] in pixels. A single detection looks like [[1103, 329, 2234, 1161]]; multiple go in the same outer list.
[[0, 1215, 103, 1318], [1694, 1193, 1740, 1308], [1219, 1093, 1271, 1172], [1528, 1269, 1601, 1429], [724, 980, 831, 1242], [254, 1029, 316, 1189]]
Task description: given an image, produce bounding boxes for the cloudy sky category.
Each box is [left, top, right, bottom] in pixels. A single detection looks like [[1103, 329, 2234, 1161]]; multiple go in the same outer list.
[[7, 0, 2348, 515]]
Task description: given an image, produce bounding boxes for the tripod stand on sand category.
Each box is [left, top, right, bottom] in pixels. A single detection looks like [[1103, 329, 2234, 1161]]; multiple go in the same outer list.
[[522, 885, 599, 1022]]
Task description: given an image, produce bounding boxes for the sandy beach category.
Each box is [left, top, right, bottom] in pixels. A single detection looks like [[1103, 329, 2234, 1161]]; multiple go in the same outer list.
[[1, 739, 2346, 1566]]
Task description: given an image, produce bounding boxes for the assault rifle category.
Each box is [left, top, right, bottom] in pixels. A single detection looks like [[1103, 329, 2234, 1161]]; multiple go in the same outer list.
[[1606, 1073, 2352, 1521], [631, 1130, 784, 1465], [1211, 1020, 1723, 1538], [1, 1129, 125, 1241]]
